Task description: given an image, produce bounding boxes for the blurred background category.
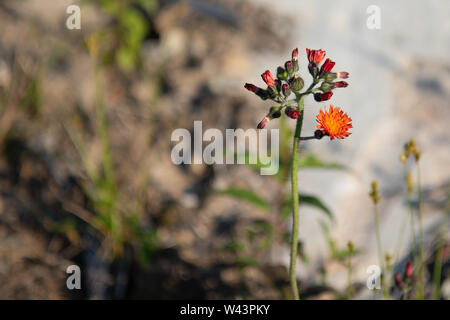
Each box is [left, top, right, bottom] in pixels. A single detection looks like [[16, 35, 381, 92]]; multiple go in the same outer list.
[[0, 0, 448, 299]]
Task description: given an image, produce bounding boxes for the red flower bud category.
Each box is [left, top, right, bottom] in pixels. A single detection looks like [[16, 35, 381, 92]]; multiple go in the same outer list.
[[292, 48, 299, 62], [261, 70, 275, 87], [274, 79, 282, 91], [257, 117, 270, 129], [336, 71, 349, 79], [290, 75, 304, 92], [308, 62, 319, 78], [320, 58, 335, 73], [394, 273, 404, 288], [325, 72, 349, 82], [244, 83, 258, 93], [405, 261, 413, 277], [282, 83, 291, 97], [285, 60, 294, 74], [244, 83, 269, 100], [314, 129, 325, 139], [334, 81, 348, 88], [306, 48, 326, 64], [314, 91, 333, 102], [285, 107, 301, 119]]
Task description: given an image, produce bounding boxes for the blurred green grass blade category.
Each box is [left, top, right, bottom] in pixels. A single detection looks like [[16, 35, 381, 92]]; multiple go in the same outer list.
[[320, 220, 338, 258], [299, 194, 334, 220], [282, 194, 334, 220], [216, 187, 270, 211], [335, 248, 361, 261], [299, 154, 346, 170]]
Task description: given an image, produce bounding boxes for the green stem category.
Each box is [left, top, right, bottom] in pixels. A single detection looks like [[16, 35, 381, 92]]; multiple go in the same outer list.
[[417, 162, 425, 299], [289, 98, 305, 300], [403, 167, 419, 300], [94, 61, 120, 256], [394, 167, 409, 263], [409, 193, 418, 266], [394, 207, 409, 263], [432, 211, 448, 299], [297, 82, 317, 100], [394, 167, 416, 266], [407, 184, 418, 285], [347, 253, 353, 300], [299, 136, 320, 141], [373, 204, 387, 299]]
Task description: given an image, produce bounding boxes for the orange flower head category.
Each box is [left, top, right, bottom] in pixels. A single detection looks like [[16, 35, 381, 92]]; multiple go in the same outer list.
[[316, 105, 352, 140]]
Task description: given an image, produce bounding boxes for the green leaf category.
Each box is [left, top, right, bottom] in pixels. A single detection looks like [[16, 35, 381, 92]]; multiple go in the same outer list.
[[222, 241, 245, 253], [236, 256, 260, 269], [334, 248, 362, 261], [319, 220, 338, 258], [299, 194, 334, 220], [281, 194, 334, 220], [253, 219, 274, 234], [216, 188, 270, 211], [137, 0, 158, 13], [298, 154, 346, 170], [298, 241, 310, 264]]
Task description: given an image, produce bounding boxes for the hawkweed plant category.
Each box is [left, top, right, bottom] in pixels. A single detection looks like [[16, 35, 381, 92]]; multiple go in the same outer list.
[[244, 48, 351, 299], [369, 181, 389, 299]]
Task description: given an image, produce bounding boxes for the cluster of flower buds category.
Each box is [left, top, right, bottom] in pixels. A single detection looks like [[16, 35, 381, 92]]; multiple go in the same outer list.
[[400, 139, 421, 164], [305, 49, 349, 102], [245, 47, 352, 140], [394, 261, 416, 289], [245, 48, 306, 129]]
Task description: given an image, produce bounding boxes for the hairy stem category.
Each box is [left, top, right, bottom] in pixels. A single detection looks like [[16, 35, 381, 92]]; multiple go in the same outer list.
[[299, 136, 319, 141], [289, 98, 305, 300]]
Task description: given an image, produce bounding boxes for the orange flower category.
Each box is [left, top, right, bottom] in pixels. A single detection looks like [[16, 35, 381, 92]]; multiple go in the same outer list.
[[261, 70, 275, 87], [306, 48, 326, 64], [316, 105, 352, 140]]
